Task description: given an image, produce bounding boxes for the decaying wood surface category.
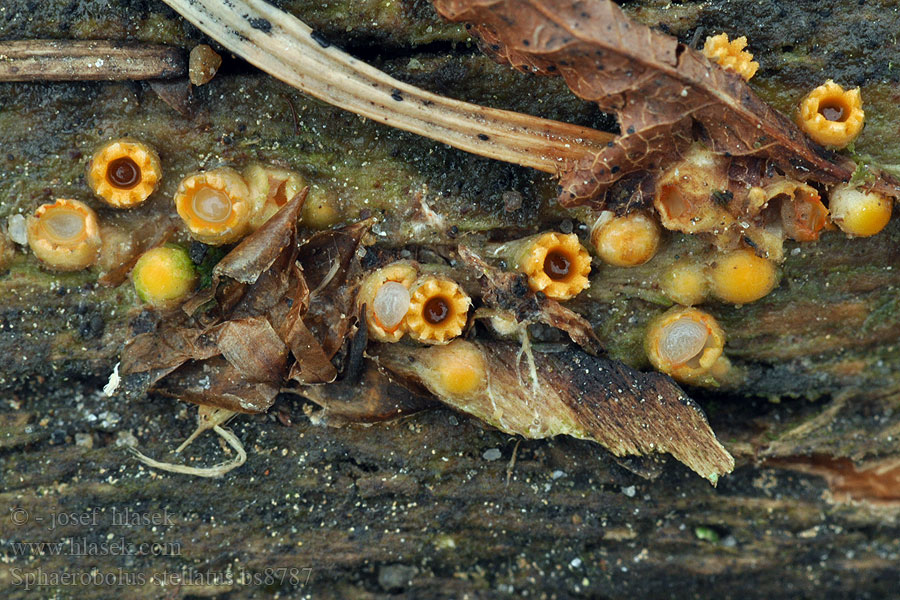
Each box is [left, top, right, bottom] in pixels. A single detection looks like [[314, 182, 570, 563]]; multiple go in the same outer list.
[[2, 0, 900, 598]]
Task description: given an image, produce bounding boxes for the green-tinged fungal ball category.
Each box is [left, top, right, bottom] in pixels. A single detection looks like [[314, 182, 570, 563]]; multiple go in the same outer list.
[[132, 245, 198, 307]]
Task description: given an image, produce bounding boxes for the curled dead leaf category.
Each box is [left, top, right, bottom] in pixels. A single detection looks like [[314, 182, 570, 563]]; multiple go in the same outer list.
[[216, 316, 288, 384], [120, 190, 372, 413], [434, 0, 900, 206], [299, 364, 435, 426], [373, 339, 734, 484]]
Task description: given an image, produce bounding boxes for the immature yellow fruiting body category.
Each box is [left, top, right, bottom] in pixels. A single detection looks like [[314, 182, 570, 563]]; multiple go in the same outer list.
[[515, 232, 591, 300], [26, 199, 102, 271], [710, 248, 778, 305], [591, 211, 661, 267], [406, 276, 471, 344], [645, 307, 725, 384], [828, 184, 892, 237], [660, 260, 709, 306], [174, 167, 252, 245], [86, 139, 162, 208], [357, 261, 418, 342], [131, 245, 198, 307], [244, 163, 307, 230], [417, 340, 487, 398], [797, 80, 864, 148], [702, 33, 759, 81], [302, 192, 342, 229]]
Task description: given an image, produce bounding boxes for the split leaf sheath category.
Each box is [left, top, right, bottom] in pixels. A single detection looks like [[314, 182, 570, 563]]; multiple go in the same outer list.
[[0, 40, 185, 81], [159, 0, 613, 175]]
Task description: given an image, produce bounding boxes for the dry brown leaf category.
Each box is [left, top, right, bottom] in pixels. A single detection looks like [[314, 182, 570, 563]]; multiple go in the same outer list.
[[299, 365, 435, 426], [433, 0, 900, 207], [154, 357, 280, 414], [120, 191, 342, 412], [119, 325, 219, 382], [119, 191, 378, 413], [374, 339, 734, 484], [286, 317, 338, 384], [142, 317, 287, 412], [182, 189, 307, 316], [218, 189, 307, 284], [297, 218, 375, 360], [216, 316, 288, 384]]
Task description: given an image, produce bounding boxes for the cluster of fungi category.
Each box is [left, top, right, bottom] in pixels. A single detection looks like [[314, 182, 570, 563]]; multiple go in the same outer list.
[[15, 34, 894, 391], [22, 139, 324, 308]]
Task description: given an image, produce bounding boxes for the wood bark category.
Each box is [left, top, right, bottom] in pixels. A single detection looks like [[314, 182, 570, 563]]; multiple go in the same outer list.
[[2, 1, 900, 598]]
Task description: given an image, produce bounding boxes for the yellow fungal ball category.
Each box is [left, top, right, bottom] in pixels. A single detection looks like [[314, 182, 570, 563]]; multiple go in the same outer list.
[[405, 276, 471, 344], [591, 211, 661, 267], [709, 248, 778, 305], [244, 163, 307, 231], [131, 245, 198, 307], [828, 184, 892, 237], [430, 340, 486, 397], [645, 306, 725, 384], [302, 192, 342, 230], [515, 232, 591, 300], [797, 80, 864, 148], [660, 260, 709, 306], [86, 139, 162, 208], [357, 261, 418, 343], [26, 199, 102, 271], [702, 33, 759, 81], [174, 167, 252, 245], [412, 339, 487, 399]]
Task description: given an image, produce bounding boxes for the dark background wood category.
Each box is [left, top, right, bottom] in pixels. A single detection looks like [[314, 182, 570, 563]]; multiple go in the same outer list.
[[2, 1, 900, 598]]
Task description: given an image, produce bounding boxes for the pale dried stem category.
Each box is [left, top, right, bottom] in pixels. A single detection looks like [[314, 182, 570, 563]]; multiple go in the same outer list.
[[127, 406, 245, 478], [0, 40, 185, 81], [161, 0, 613, 173], [129, 425, 247, 478]]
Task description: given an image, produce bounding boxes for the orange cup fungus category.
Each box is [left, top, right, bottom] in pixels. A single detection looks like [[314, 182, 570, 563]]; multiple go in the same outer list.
[[174, 167, 252, 245], [769, 181, 830, 243], [702, 33, 759, 81], [244, 163, 307, 231], [86, 139, 162, 208], [405, 276, 471, 344], [357, 261, 418, 343], [645, 306, 726, 384], [797, 80, 864, 148], [515, 232, 591, 300], [654, 146, 732, 235], [26, 199, 102, 271]]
